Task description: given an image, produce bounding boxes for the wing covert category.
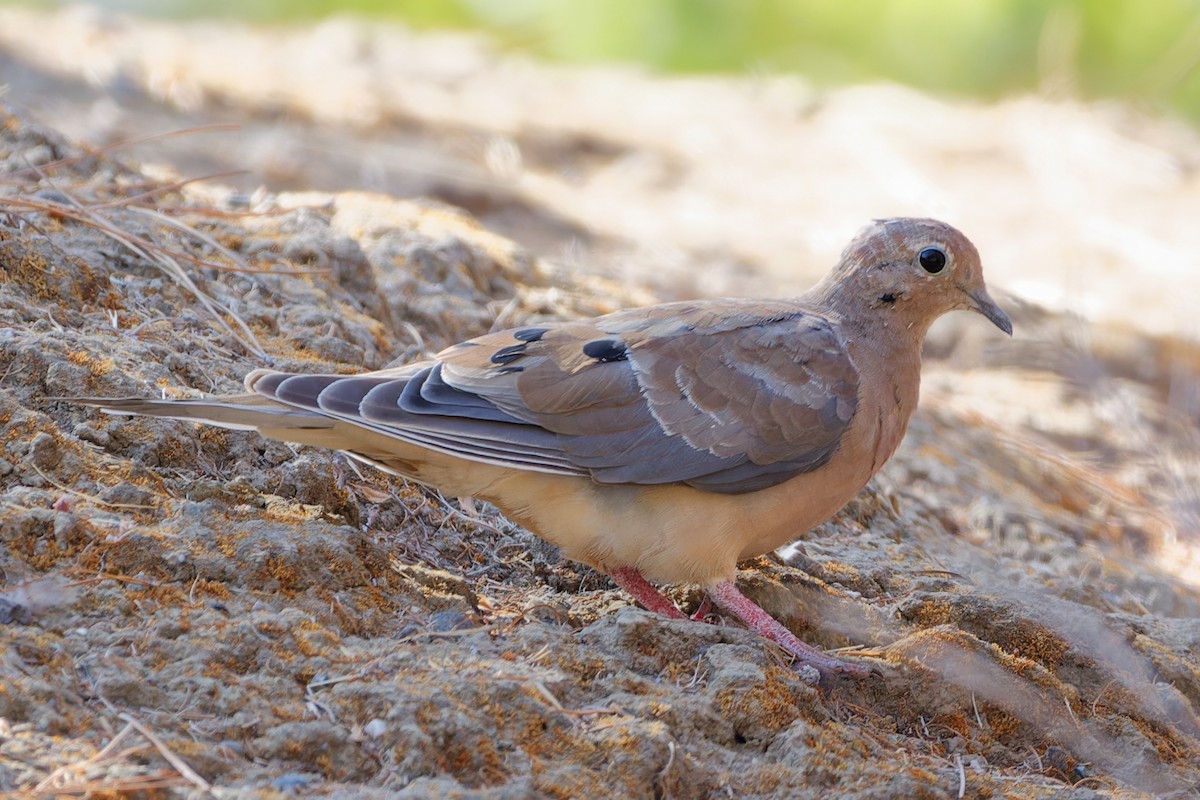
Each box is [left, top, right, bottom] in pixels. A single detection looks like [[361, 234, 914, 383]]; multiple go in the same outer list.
[[249, 300, 860, 494]]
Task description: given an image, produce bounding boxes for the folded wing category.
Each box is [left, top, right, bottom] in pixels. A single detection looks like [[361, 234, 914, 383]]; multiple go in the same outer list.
[[247, 298, 860, 494]]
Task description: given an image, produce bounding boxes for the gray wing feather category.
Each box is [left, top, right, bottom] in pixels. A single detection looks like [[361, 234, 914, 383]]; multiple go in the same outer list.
[[242, 300, 860, 494], [247, 367, 583, 475]]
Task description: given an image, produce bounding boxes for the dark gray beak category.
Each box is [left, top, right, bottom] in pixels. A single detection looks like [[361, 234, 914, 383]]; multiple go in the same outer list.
[[968, 288, 1013, 336]]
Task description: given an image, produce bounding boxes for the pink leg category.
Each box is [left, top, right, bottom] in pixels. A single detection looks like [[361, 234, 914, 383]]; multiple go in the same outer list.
[[708, 580, 870, 680], [609, 567, 687, 620]]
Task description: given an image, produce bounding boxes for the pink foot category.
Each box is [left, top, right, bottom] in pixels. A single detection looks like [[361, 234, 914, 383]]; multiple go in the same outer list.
[[707, 579, 869, 681], [690, 594, 714, 622], [608, 567, 687, 619]]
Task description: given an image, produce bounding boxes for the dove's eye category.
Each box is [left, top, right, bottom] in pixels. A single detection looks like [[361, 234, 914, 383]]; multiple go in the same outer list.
[[918, 247, 947, 274]]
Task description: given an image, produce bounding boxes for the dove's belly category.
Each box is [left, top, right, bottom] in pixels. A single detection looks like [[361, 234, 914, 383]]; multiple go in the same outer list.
[[469, 411, 899, 586], [473, 465, 858, 585]]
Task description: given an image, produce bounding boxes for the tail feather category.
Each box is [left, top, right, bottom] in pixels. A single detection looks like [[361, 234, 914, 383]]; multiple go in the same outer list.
[[62, 390, 561, 498], [65, 393, 499, 495], [65, 394, 335, 433]]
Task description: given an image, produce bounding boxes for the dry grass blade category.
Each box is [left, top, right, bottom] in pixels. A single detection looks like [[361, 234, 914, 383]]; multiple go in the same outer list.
[[117, 712, 212, 793], [126, 204, 325, 276], [93, 218, 269, 361], [30, 722, 139, 794], [123, 203, 250, 274], [22, 710, 211, 796], [30, 774, 194, 796], [86, 169, 250, 210], [25, 462, 158, 510], [3, 195, 315, 275], [0, 188, 271, 362]]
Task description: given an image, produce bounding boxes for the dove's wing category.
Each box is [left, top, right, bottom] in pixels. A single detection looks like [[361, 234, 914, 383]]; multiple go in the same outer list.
[[249, 298, 859, 495]]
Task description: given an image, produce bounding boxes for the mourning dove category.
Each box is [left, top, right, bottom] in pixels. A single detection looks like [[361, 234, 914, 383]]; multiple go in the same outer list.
[[74, 217, 1011, 681]]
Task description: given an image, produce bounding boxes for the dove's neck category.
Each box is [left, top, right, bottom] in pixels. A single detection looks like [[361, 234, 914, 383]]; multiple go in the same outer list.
[[841, 310, 926, 405], [806, 277, 930, 446], [807, 275, 935, 359]]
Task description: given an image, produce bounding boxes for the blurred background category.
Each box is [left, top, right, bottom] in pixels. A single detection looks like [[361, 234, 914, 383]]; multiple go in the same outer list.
[[16, 0, 1200, 122]]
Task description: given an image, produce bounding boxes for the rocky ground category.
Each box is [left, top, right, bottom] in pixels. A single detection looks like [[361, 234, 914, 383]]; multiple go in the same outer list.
[[1, 8, 1199, 799]]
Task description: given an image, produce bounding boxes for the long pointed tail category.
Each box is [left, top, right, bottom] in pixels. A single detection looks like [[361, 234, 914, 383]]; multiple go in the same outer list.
[[62, 394, 431, 482], [64, 394, 335, 432]]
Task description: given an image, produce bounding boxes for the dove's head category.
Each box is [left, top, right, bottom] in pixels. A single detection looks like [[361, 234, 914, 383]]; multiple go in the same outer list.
[[825, 217, 1011, 337]]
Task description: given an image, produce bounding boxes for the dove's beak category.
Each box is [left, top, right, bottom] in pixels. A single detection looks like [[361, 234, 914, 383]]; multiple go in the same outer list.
[[967, 288, 1013, 336]]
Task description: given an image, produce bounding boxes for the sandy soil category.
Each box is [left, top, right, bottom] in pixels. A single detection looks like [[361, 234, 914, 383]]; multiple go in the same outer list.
[[1, 8, 1199, 799]]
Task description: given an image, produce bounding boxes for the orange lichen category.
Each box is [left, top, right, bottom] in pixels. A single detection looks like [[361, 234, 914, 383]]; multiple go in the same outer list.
[[190, 579, 230, 600], [998, 622, 1071, 667], [125, 584, 187, 608], [1129, 716, 1200, 766], [984, 710, 1022, 743], [713, 666, 803, 739], [435, 734, 509, 788], [814, 560, 864, 585], [0, 248, 65, 300], [195, 426, 228, 448], [65, 350, 115, 378], [213, 533, 239, 559], [293, 619, 340, 657], [904, 596, 955, 627]]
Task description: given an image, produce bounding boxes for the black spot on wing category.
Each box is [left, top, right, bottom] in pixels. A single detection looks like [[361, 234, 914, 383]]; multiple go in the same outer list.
[[490, 344, 526, 365], [513, 327, 549, 342], [582, 338, 628, 363]]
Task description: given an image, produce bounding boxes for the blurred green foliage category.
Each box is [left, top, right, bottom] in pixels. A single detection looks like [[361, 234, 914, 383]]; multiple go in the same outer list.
[[33, 0, 1200, 122]]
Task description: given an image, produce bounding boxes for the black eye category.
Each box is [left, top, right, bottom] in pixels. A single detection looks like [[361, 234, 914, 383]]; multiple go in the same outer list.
[[918, 247, 947, 274]]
